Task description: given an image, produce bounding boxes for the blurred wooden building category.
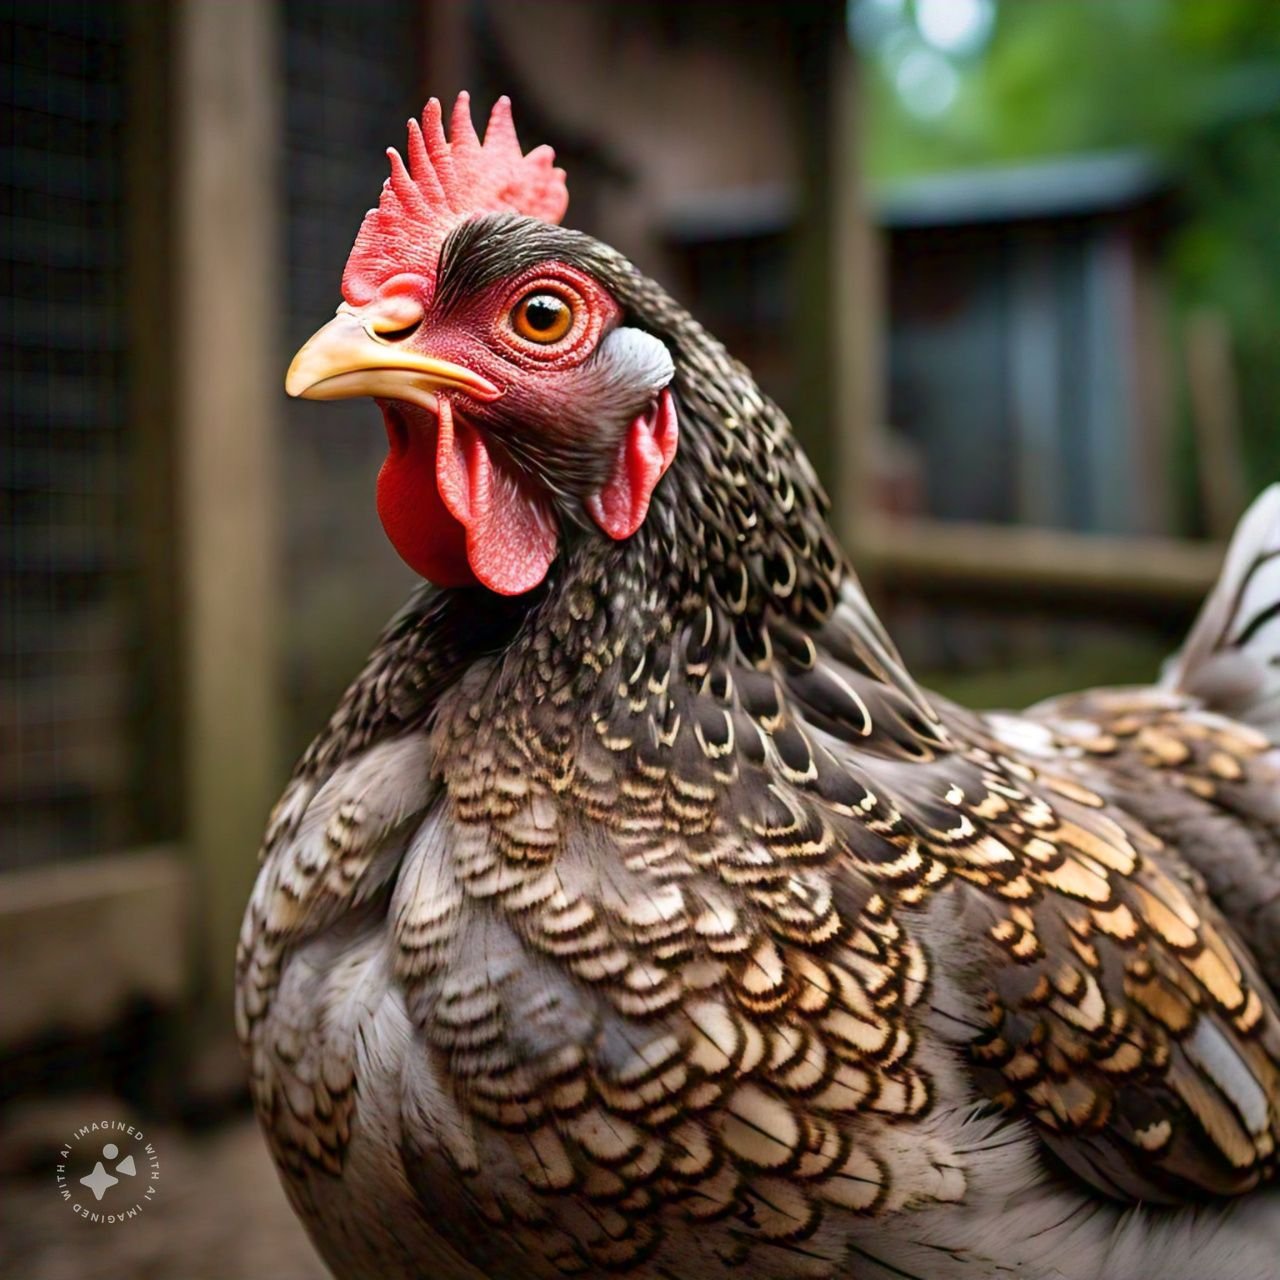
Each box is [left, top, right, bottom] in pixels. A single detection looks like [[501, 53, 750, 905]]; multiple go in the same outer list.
[[878, 150, 1177, 536]]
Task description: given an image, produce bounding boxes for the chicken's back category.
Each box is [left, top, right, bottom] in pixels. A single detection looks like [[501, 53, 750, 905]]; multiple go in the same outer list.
[[1024, 485, 1280, 992]]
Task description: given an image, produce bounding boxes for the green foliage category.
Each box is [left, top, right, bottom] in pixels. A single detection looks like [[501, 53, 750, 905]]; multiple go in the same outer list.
[[858, 0, 1280, 495]]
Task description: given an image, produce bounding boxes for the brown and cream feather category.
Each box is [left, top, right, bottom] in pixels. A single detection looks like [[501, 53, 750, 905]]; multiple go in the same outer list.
[[239, 214, 1280, 1280]]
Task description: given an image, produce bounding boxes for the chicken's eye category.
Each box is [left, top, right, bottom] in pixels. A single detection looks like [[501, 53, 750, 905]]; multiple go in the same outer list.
[[512, 292, 573, 344]]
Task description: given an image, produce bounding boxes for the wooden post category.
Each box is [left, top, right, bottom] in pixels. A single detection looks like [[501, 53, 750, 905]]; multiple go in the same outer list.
[[1185, 308, 1248, 539], [174, 0, 282, 1025], [789, 4, 881, 530], [830, 32, 883, 552], [421, 0, 474, 106], [788, 10, 837, 488], [125, 1, 180, 846]]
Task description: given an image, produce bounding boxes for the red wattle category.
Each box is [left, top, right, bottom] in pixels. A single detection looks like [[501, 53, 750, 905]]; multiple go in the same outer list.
[[376, 404, 476, 587], [586, 389, 679, 540], [435, 398, 559, 596]]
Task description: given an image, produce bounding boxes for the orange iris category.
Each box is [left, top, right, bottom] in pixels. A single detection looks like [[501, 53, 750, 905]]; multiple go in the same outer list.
[[511, 291, 574, 344]]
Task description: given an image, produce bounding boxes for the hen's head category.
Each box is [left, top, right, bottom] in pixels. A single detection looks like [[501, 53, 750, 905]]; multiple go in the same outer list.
[[287, 94, 677, 595]]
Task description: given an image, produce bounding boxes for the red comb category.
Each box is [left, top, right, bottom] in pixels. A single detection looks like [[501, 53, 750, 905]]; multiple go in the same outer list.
[[341, 93, 569, 305]]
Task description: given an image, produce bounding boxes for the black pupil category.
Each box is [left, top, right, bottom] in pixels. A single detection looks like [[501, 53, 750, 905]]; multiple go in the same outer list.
[[523, 295, 564, 332]]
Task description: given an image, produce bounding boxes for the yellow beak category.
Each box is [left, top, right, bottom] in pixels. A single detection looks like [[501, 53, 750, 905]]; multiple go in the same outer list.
[[285, 312, 501, 408]]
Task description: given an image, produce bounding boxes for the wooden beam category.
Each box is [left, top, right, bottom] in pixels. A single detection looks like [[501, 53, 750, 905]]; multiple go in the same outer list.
[[174, 1, 282, 1023], [0, 850, 189, 1046], [858, 516, 1222, 611]]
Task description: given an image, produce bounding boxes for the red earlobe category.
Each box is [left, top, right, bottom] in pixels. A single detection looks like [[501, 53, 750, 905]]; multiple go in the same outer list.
[[585, 389, 678, 540]]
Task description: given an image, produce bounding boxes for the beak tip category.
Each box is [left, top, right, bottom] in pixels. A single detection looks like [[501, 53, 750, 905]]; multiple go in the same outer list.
[[284, 358, 318, 398]]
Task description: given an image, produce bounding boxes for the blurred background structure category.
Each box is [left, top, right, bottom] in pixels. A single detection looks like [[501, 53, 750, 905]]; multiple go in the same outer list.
[[2, 1, 1278, 1275]]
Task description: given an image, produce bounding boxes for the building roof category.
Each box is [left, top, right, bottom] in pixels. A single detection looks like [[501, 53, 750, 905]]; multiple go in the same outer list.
[[875, 149, 1169, 229]]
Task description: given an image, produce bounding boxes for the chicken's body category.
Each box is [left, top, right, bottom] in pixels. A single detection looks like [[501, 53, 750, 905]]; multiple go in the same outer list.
[[238, 98, 1280, 1279]]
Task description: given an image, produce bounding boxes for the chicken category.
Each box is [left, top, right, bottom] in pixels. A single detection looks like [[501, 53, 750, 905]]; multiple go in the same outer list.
[[237, 95, 1280, 1280]]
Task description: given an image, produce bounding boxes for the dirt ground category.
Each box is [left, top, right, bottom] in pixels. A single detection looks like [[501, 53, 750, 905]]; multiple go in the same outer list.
[[0, 1102, 329, 1280]]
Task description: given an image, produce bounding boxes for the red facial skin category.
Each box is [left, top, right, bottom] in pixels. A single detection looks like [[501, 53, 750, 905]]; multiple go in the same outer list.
[[368, 263, 676, 595]]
